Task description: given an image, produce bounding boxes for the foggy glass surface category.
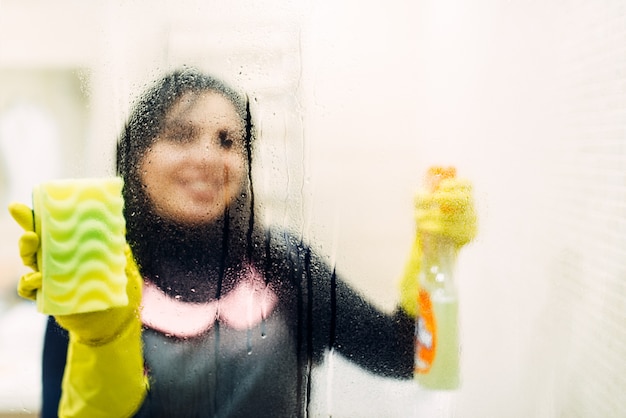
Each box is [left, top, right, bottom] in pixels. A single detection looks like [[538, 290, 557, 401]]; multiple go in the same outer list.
[[1, 1, 626, 417]]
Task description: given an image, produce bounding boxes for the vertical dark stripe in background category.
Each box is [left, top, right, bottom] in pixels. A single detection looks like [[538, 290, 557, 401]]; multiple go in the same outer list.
[[244, 97, 255, 260], [329, 267, 337, 348], [304, 248, 314, 416]]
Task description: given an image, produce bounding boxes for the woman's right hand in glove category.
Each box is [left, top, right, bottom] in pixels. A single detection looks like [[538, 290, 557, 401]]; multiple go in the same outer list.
[[9, 202, 42, 301], [8, 201, 142, 345], [9, 201, 147, 418]]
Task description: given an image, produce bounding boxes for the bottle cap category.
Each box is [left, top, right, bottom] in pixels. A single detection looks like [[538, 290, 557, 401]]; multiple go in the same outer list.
[[426, 166, 456, 192]]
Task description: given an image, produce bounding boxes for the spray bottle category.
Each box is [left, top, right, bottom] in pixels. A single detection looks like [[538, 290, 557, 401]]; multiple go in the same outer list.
[[414, 166, 461, 390]]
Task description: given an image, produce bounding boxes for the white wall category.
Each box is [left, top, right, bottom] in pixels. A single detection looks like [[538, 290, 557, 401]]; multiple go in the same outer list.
[[1, 1, 625, 417]]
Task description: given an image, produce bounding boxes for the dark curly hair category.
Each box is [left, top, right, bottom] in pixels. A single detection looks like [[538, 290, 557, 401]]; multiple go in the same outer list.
[[115, 68, 261, 293], [116, 68, 251, 179]]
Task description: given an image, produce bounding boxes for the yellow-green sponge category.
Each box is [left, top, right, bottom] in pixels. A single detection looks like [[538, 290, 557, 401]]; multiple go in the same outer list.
[[33, 177, 128, 315]]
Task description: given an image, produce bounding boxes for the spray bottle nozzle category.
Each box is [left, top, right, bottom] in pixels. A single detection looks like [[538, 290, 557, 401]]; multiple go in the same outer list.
[[426, 166, 456, 192]]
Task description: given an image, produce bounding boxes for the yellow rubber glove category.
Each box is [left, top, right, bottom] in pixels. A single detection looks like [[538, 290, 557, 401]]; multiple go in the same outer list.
[[8, 202, 148, 418], [399, 177, 477, 317], [58, 245, 147, 418], [414, 177, 477, 248], [8, 203, 42, 300]]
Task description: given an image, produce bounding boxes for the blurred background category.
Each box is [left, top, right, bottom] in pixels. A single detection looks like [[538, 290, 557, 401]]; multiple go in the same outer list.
[[1, 0, 625, 417]]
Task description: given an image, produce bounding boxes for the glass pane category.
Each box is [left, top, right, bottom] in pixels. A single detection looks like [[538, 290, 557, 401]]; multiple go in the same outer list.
[[1, 1, 625, 417]]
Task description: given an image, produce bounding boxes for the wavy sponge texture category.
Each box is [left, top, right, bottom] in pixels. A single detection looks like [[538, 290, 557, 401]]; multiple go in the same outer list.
[[33, 177, 128, 315]]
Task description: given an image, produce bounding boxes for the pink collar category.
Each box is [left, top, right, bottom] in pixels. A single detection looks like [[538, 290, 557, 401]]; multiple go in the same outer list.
[[140, 264, 278, 338]]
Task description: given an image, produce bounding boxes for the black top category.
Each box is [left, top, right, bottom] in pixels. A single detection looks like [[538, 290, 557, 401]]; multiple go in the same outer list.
[[41, 229, 414, 417]]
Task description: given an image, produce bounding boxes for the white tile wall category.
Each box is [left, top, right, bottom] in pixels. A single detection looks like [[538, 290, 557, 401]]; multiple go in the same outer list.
[[524, 2, 626, 417], [386, 1, 626, 417]]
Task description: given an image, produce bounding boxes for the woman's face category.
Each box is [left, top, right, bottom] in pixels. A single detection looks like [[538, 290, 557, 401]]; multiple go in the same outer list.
[[139, 91, 247, 225]]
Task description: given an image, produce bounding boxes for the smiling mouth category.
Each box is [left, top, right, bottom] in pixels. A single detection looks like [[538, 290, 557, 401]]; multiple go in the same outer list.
[[183, 180, 220, 199]]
